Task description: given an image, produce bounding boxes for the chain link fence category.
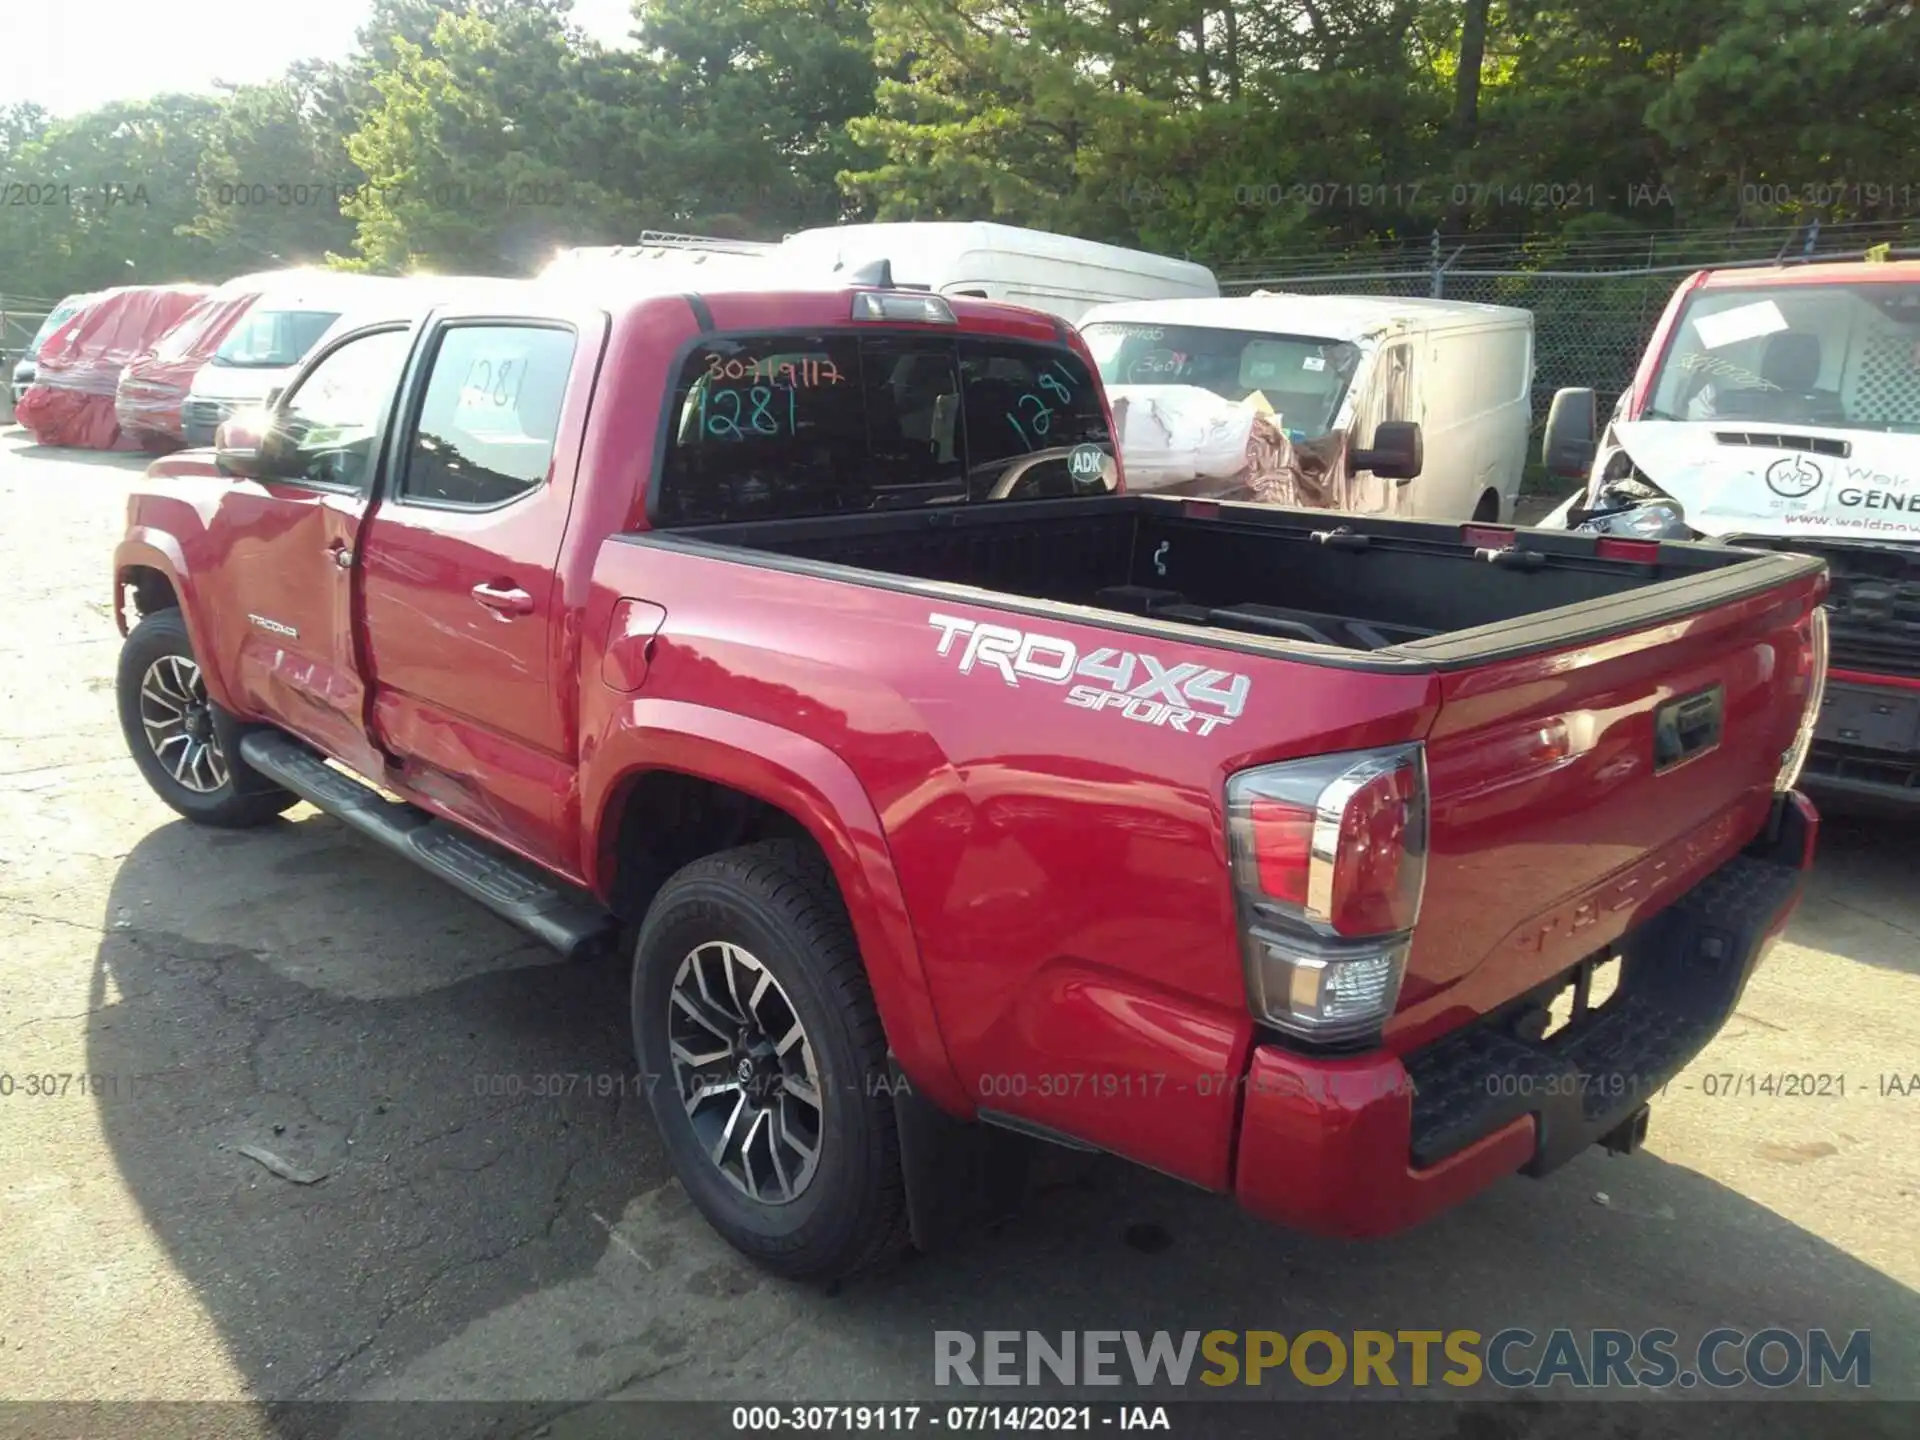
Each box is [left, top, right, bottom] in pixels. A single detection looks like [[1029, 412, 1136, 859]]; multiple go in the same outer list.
[[2, 300, 56, 360], [0, 302, 54, 423]]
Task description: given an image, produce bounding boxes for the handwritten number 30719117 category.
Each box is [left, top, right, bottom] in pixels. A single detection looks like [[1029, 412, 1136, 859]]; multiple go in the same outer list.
[[1005, 364, 1078, 453], [701, 384, 794, 440]]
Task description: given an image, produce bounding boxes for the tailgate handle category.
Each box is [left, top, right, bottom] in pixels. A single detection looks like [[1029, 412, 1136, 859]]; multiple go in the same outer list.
[[1654, 685, 1725, 771]]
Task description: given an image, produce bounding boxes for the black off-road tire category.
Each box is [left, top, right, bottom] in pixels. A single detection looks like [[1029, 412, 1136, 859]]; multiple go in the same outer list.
[[632, 839, 909, 1281], [116, 609, 297, 828]]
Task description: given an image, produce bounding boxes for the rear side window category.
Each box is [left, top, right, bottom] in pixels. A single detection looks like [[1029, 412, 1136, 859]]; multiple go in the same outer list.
[[398, 324, 577, 509], [655, 331, 1114, 525]]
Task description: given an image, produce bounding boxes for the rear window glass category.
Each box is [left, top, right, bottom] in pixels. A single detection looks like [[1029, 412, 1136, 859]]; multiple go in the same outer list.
[[655, 331, 1115, 525]]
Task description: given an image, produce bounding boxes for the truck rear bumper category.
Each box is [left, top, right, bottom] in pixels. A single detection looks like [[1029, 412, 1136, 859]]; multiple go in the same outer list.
[[1802, 673, 1920, 805], [1232, 791, 1817, 1238]]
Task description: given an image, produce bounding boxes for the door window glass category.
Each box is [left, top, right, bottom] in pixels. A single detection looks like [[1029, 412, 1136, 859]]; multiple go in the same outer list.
[[399, 325, 578, 508], [272, 328, 413, 490]]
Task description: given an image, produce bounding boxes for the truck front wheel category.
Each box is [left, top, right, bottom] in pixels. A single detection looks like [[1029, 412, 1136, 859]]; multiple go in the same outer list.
[[632, 839, 908, 1281], [116, 609, 297, 828]]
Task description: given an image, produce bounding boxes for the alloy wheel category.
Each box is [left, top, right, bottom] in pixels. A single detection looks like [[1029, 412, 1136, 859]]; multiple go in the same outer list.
[[138, 655, 230, 794], [667, 941, 824, 1205]]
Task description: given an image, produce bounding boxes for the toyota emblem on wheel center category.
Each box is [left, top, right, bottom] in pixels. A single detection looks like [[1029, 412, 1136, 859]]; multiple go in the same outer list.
[[1766, 454, 1824, 499]]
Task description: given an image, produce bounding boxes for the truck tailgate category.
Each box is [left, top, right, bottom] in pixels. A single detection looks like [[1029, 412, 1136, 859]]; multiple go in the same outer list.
[[1390, 567, 1827, 1049]]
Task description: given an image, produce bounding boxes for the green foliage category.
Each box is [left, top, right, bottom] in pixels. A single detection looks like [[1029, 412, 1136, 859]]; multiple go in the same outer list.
[[3, 0, 1917, 308], [0, 96, 223, 301]]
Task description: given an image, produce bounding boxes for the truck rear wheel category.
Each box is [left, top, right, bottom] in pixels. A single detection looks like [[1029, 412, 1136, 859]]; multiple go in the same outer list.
[[632, 839, 908, 1281], [116, 609, 297, 829]]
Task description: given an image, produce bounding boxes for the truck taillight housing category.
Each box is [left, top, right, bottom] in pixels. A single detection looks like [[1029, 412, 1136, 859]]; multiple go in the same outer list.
[[1225, 744, 1429, 1043], [1774, 605, 1829, 792]]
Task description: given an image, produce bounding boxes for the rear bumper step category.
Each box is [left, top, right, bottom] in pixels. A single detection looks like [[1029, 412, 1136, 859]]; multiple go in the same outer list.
[[238, 731, 617, 959], [1230, 792, 1816, 1239], [1404, 812, 1809, 1175]]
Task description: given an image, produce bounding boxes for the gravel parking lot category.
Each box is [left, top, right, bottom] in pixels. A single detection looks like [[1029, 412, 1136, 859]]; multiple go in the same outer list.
[[1, 429, 1915, 1436]]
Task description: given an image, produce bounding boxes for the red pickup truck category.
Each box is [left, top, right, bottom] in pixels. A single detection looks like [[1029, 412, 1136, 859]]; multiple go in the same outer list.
[[113, 271, 1828, 1280]]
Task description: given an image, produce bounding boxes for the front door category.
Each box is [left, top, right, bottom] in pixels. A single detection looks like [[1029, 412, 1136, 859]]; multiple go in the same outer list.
[[209, 325, 416, 777], [356, 318, 592, 868]]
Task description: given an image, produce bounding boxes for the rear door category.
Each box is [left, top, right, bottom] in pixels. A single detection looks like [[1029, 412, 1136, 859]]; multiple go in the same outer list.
[[355, 309, 603, 866]]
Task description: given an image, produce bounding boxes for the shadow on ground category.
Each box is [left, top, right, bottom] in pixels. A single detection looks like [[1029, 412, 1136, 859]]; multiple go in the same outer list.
[[85, 811, 1918, 1439], [6, 439, 157, 470], [1793, 808, 1920, 978]]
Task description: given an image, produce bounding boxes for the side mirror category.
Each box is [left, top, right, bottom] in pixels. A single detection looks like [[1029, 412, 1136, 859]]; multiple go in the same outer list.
[[1352, 420, 1423, 481], [1543, 388, 1598, 478], [213, 415, 283, 478], [263, 386, 284, 408]]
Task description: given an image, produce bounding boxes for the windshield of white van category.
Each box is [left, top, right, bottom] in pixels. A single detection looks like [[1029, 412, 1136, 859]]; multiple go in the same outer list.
[[1644, 281, 1920, 433], [1082, 322, 1362, 436], [212, 308, 340, 368]]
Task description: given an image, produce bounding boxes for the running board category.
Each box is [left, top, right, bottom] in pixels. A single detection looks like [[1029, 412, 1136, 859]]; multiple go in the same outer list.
[[237, 731, 617, 959]]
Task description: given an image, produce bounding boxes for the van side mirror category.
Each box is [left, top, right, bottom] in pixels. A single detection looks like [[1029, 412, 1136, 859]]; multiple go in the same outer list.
[[1543, 388, 1598, 478], [1352, 420, 1423, 481]]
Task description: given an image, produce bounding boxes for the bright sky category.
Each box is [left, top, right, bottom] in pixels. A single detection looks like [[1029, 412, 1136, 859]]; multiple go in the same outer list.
[[10, 0, 641, 118]]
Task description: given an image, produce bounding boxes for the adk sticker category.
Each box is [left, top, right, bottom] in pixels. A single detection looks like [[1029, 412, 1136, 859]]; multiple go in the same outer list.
[[1068, 444, 1107, 482]]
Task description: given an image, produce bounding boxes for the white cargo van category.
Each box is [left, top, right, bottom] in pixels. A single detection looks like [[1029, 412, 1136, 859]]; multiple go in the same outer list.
[[777, 222, 1218, 323], [540, 234, 779, 287], [181, 271, 406, 446], [1079, 294, 1535, 521], [546, 224, 1219, 324]]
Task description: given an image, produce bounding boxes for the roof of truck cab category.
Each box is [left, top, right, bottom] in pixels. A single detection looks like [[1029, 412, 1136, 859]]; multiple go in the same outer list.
[[1079, 293, 1532, 340], [1697, 259, 1920, 287], [532, 267, 1051, 321]]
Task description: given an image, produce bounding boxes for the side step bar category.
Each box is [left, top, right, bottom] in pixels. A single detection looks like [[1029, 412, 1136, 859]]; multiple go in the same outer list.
[[238, 731, 618, 959]]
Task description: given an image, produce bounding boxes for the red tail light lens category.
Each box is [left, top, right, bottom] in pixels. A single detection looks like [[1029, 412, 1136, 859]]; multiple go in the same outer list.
[[1325, 759, 1424, 936], [1226, 744, 1429, 1041], [1248, 797, 1315, 906], [1232, 747, 1428, 938]]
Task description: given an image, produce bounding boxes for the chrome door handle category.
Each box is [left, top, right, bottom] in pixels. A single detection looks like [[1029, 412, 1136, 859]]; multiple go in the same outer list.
[[472, 581, 535, 617]]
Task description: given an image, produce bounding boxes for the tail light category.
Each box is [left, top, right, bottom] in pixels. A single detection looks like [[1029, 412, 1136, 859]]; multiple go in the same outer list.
[[1225, 744, 1429, 1043], [1774, 606, 1829, 792]]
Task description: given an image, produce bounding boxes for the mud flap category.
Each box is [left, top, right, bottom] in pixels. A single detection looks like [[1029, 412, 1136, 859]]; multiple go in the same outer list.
[[888, 1057, 1031, 1253]]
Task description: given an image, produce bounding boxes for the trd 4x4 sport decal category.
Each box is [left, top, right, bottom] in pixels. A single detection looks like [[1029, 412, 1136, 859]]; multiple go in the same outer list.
[[928, 612, 1249, 736]]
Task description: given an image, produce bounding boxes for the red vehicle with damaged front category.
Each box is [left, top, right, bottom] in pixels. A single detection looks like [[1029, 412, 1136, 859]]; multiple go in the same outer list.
[[112, 268, 1828, 1279]]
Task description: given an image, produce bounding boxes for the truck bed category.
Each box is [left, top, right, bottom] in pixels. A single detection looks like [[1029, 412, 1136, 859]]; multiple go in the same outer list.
[[645, 494, 1823, 669]]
